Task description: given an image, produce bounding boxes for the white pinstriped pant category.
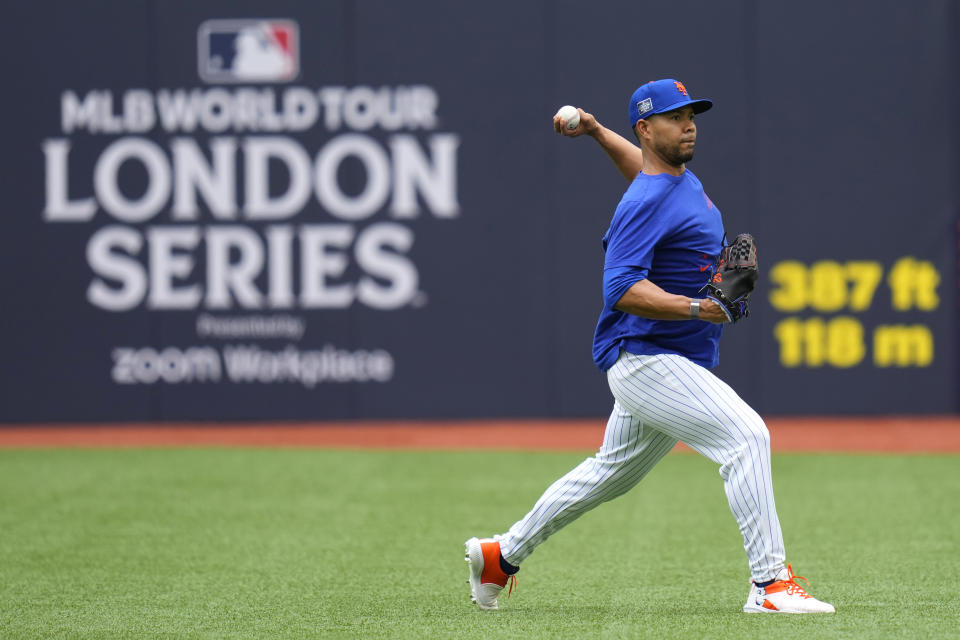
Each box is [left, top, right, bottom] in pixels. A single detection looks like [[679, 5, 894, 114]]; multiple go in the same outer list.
[[497, 350, 786, 582]]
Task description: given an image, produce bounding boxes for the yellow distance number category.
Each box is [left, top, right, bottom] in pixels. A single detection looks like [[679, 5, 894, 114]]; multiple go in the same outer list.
[[769, 260, 883, 312], [774, 317, 865, 368], [775, 318, 934, 368]]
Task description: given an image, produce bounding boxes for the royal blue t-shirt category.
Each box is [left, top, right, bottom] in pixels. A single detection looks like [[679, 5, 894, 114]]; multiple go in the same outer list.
[[593, 169, 725, 371]]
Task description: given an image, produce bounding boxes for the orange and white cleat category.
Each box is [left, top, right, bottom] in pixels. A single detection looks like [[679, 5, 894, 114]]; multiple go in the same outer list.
[[464, 537, 517, 610], [743, 564, 835, 614]]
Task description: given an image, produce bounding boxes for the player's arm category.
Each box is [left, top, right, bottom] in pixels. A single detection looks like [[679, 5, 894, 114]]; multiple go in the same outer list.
[[609, 276, 729, 324], [554, 108, 643, 181]]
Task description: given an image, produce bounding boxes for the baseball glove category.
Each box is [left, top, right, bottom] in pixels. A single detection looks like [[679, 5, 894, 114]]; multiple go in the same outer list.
[[699, 233, 758, 323]]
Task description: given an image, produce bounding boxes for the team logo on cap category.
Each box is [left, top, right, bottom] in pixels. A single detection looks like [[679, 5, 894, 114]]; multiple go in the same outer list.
[[198, 19, 299, 83], [674, 81, 688, 96], [638, 98, 653, 115]]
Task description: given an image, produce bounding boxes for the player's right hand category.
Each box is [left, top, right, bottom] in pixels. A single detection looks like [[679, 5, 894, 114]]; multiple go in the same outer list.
[[553, 108, 598, 137]]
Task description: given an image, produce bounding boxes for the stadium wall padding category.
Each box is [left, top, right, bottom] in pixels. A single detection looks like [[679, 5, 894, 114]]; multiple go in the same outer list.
[[1, 0, 956, 421]]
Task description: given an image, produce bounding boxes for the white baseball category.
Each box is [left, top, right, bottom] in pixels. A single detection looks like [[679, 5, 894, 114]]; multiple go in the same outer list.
[[556, 105, 580, 130]]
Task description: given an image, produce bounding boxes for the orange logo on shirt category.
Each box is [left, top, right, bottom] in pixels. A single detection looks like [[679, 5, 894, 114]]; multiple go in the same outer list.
[[674, 81, 688, 96]]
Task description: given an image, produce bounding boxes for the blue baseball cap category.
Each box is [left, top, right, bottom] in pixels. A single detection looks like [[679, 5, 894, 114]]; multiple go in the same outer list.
[[629, 79, 713, 127]]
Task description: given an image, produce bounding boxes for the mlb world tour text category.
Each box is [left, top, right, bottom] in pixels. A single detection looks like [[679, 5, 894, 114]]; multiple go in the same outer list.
[[43, 86, 459, 312]]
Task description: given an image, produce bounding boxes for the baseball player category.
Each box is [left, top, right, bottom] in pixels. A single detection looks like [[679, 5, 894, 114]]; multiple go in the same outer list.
[[465, 79, 834, 614]]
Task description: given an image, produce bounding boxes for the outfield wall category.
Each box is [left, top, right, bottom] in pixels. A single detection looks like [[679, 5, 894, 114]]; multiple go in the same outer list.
[[1, 1, 957, 422]]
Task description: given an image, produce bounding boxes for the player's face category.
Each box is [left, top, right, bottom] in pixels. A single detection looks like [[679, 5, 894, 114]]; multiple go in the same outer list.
[[647, 106, 697, 166]]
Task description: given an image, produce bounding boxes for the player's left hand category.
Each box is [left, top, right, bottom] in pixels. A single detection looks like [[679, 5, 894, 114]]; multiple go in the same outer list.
[[553, 108, 598, 137], [699, 233, 758, 323]]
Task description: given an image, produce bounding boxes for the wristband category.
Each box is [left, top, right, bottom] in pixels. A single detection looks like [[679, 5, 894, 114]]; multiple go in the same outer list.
[[689, 299, 700, 319]]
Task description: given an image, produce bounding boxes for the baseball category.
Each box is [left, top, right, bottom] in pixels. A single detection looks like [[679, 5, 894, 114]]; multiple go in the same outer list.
[[556, 105, 580, 130]]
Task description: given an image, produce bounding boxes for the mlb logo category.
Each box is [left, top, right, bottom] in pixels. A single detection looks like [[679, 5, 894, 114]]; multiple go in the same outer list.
[[198, 19, 299, 83]]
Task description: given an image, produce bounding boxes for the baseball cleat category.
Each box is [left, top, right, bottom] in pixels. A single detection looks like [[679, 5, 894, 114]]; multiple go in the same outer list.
[[743, 564, 835, 614], [464, 537, 516, 610]]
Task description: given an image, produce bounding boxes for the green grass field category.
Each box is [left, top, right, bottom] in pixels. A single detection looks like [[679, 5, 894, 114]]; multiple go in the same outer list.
[[1, 448, 958, 639]]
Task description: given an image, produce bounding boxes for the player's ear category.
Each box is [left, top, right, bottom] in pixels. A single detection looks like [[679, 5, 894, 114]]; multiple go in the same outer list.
[[634, 120, 649, 141]]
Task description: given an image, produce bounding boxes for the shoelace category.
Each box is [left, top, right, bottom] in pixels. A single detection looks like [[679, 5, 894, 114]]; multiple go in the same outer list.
[[778, 563, 812, 598], [506, 574, 518, 598]]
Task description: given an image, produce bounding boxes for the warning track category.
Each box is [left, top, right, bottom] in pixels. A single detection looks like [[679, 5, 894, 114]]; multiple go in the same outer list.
[[0, 417, 958, 452]]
